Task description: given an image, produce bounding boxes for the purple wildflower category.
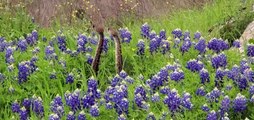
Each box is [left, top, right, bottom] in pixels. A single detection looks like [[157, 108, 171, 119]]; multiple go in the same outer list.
[[233, 40, 240, 48], [233, 93, 247, 112], [200, 68, 210, 84], [66, 73, 74, 84], [195, 37, 206, 54], [19, 107, 28, 120], [186, 59, 204, 72], [141, 23, 150, 38], [211, 53, 227, 69], [137, 39, 145, 55], [194, 31, 201, 40], [170, 69, 185, 82], [49, 113, 60, 120], [12, 100, 20, 113], [163, 89, 181, 113], [202, 104, 210, 112], [146, 112, 156, 120], [90, 104, 99, 117], [159, 29, 166, 40], [196, 87, 206, 96], [247, 44, 254, 57], [172, 28, 182, 38], [67, 111, 75, 120], [206, 110, 217, 120], [78, 111, 86, 120]]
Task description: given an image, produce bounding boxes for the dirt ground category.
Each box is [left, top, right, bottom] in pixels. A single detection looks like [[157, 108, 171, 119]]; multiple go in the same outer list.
[[8, 0, 211, 27]]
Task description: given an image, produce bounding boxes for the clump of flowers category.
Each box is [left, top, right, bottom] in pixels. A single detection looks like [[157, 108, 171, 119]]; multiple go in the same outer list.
[[211, 53, 227, 69], [186, 59, 204, 72]]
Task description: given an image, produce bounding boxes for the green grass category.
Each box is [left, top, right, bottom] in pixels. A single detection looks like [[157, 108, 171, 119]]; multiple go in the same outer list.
[[1, 0, 254, 119]]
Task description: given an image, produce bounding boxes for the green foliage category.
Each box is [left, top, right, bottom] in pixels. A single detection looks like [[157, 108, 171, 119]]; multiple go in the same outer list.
[[219, 4, 254, 45], [1, 0, 254, 120]]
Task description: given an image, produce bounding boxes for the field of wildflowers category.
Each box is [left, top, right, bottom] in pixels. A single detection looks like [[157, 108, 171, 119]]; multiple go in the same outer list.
[[1, 0, 254, 120]]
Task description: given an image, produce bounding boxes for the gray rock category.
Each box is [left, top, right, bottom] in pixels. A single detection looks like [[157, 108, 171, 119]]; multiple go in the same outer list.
[[239, 21, 254, 53]]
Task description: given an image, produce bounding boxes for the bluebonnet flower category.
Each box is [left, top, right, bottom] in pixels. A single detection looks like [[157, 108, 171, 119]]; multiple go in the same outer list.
[[32, 95, 44, 117], [78, 111, 86, 120], [183, 31, 190, 39], [86, 46, 93, 53], [134, 85, 147, 107], [227, 64, 240, 80], [206, 110, 217, 120], [180, 37, 192, 55], [170, 69, 185, 82], [249, 84, 254, 97], [137, 39, 145, 55], [247, 44, 254, 57], [206, 87, 221, 103], [215, 68, 225, 87], [207, 38, 221, 53], [240, 63, 250, 74], [165, 63, 177, 71], [196, 87, 206, 96], [163, 89, 181, 113], [57, 33, 67, 52], [141, 23, 150, 38], [124, 76, 134, 84], [233, 40, 240, 48], [17, 39, 28, 52], [149, 31, 157, 40], [105, 102, 113, 109], [220, 96, 230, 113], [66, 73, 74, 84], [115, 98, 129, 115], [151, 92, 160, 102], [119, 28, 132, 43], [195, 37, 206, 54], [26, 33, 36, 46], [5, 46, 14, 64], [146, 112, 156, 120], [173, 38, 181, 48], [12, 100, 20, 113], [50, 94, 64, 117], [45, 46, 57, 60], [77, 36, 86, 53], [186, 59, 204, 72], [147, 75, 162, 90], [102, 38, 109, 53], [150, 38, 158, 54], [194, 31, 201, 40], [19, 107, 28, 120], [18, 61, 30, 83], [32, 30, 38, 42], [220, 39, 229, 51], [201, 104, 210, 112], [159, 29, 166, 40], [0, 37, 6, 52], [233, 93, 247, 112], [86, 54, 93, 65], [111, 75, 122, 87], [199, 68, 210, 84], [118, 114, 126, 120], [119, 70, 128, 79], [172, 28, 182, 38], [49, 113, 60, 120], [67, 111, 75, 120], [22, 98, 31, 113], [160, 40, 170, 54], [160, 86, 170, 95], [65, 89, 81, 111], [237, 75, 248, 90], [211, 53, 227, 69], [90, 104, 99, 117], [89, 35, 98, 45], [181, 92, 193, 110]]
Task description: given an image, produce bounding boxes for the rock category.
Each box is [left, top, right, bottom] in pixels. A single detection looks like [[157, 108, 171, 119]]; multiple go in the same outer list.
[[239, 21, 254, 53]]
